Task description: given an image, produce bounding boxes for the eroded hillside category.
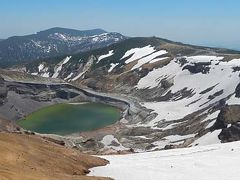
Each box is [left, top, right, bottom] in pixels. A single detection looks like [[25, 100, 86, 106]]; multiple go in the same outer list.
[[0, 132, 110, 180]]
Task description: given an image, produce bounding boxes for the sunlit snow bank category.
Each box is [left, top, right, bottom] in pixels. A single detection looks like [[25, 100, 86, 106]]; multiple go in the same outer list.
[[121, 45, 168, 70], [90, 141, 240, 180], [52, 56, 72, 78], [97, 50, 114, 63]]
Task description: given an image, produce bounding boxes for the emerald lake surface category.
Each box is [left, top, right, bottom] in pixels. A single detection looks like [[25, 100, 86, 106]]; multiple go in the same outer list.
[[17, 103, 121, 135]]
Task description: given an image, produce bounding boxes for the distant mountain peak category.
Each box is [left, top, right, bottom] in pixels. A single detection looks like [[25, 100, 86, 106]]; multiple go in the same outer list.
[[37, 27, 108, 37], [0, 28, 126, 67]]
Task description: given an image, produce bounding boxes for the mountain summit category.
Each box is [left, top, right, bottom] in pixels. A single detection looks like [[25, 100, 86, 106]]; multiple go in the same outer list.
[[36, 27, 108, 37]]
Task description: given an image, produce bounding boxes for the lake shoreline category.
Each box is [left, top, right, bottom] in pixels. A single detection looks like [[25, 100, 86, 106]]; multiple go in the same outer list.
[[17, 102, 121, 136]]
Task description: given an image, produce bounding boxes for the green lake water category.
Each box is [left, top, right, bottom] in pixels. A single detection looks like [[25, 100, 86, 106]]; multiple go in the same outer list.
[[17, 103, 121, 135]]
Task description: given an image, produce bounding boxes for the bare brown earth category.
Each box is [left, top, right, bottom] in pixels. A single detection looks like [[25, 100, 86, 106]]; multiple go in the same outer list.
[[0, 117, 18, 132], [0, 132, 110, 180]]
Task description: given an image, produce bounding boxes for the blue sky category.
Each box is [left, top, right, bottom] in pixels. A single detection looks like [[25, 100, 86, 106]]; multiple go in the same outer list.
[[1, 0, 240, 49]]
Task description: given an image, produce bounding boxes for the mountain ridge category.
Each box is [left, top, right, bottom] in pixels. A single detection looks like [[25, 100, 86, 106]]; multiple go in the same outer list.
[[0, 27, 126, 67], [9, 27, 108, 39]]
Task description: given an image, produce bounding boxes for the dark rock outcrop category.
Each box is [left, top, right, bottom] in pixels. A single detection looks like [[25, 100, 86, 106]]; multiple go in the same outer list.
[[208, 90, 224, 100], [211, 105, 240, 142], [235, 83, 240, 97], [182, 62, 211, 74], [219, 124, 240, 142], [0, 76, 7, 104]]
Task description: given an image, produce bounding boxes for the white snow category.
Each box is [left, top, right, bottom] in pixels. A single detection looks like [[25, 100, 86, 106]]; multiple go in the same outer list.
[[52, 33, 68, 41], [141, 101, 195, 126], [122, 45, 155, 63], [101, 135, 128, 151], [71, 72, 85, 81], [31, 63, 50, 77], [38, 64, 45, 72], [152, 134, 196, 150], [97, 50, 114, 63], [49, 32, 119, 44], [90, 33, 111, 42], [201, 110, 220, 122], [165, 134, 195, 142], [71, 57, 94, 81], [90, 141, 240, 180], [37, 63, 50, 77], [41, 72, 50, 78], [68, 102, 88, 105], [64, 72, 74, 81], [136, 57, 240, 126], [205, 120, 216, 129], [108, 63, 119, 73], [187, 55, 224, 63], [120, 45, 168, 70], [201, 110, 220, 129], [226, 94, 240, 105], [161, 121, 183, 130], [149, 57, 169, 63], [192, 130, 221, 146], [52, 56, 71, 78], [131, 50, 168, 70]]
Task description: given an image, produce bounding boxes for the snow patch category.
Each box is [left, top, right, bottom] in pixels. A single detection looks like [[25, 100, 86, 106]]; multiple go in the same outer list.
[[42, 72, 50, 78], [52, 56, 71, 78], [108, 63, 119, 73], [205, 120, 216, 129], [136, 56, 240, 126], [101, 135, 128, 151], [192, 130, 221, 146], [131, 50, 168, 70], [71, 72, 85, 81], [122, 45, 155, 63], [227, 94, 240, 105], [64, 73, 74, 81], [202, 110, 220, 122], [187, 55, 224, 63], [97, 50, 114, 63], [149, 57, 169, 63], [38, 64, 45, 72], [71, 57, 94, 81], [152, 134, 195, 150]]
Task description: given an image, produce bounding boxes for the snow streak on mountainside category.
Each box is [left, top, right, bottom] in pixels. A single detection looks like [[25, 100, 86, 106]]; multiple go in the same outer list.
[[23, 37, 240, 152], [97, 50, 114, 63], [52, 56, 72, 78], [90, 141, 240, 180]]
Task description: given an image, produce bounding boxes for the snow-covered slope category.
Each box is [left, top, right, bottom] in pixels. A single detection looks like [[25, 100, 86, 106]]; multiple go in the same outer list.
[[136, 56, 240, 126], [90, 141, 240, 180]]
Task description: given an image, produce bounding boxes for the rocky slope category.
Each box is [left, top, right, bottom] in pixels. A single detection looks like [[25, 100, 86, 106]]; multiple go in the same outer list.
[[0, 70, 133, 122], [3, 37, 240, 153], [0, 27, 126, 67], [0, 70, 150, 154], [0, 132, 109, 180]]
